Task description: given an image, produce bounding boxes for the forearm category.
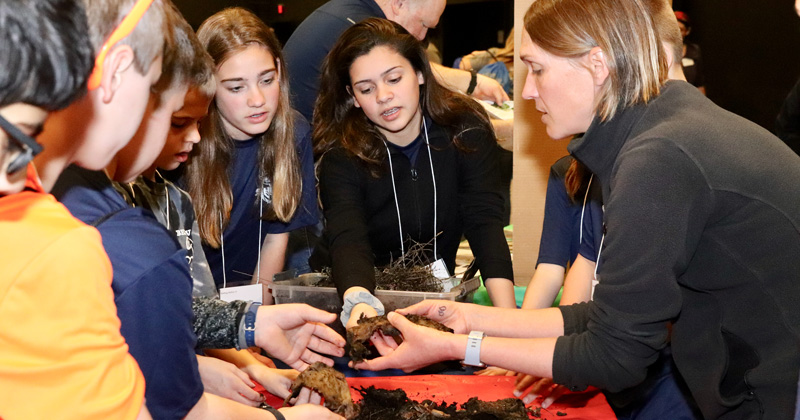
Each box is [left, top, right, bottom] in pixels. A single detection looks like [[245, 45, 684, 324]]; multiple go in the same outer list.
[[204, 348, 256, 369], [484, 277, 516, 308], [185, 393, 273, 420], [559, 255, 595, 306], [443, 333, 557, 378], [491, 119, 513, 151], [521, 263, 566, 309], [193, 297, 248, 349], [466, 305, 565, 339], [482, 337, 557, 378], [430, 62, 471, 92], [252, 232, 288, 285]]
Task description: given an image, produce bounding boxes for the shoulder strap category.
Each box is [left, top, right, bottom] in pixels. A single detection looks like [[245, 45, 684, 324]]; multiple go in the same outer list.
[[90, 209, 125, 227]]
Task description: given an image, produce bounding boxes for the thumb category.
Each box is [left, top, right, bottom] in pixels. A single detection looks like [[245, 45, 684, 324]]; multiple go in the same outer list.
[[386, 311, 413, 332]]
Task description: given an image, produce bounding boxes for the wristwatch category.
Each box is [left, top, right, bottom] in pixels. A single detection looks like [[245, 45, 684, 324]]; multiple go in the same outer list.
[[466, 71, 478, 95], [462, 331, 486, 367], [244, 302, 261, 348]]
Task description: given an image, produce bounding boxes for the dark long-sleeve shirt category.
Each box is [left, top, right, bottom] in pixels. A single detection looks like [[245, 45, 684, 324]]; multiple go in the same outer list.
[[314, 116, 513, 299], [554, 81, 800, 420]]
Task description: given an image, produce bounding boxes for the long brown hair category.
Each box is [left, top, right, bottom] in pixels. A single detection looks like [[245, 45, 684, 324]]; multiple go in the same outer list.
[[187, 7, 301, 247], [564, 158, 591, 202], [313, 18, 493, 177]]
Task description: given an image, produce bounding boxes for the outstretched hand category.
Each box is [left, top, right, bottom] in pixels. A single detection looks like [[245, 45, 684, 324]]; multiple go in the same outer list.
[[254, 304, 346, 371], [350, 312, 456, 372]]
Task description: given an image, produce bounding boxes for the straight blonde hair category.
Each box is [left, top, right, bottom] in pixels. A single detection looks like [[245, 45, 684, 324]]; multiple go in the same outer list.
[[524, 0, 667, 120], [188, 7, 301, 247]]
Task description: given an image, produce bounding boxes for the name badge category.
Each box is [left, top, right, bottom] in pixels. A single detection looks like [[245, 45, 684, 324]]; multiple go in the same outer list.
[[220, 283, 264, 304], [427, 258, 455, 292]]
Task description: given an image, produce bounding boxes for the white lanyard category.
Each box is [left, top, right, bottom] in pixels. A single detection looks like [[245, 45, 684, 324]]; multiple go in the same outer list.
[[219, 199, 265, 289], [383, 118, 437, 260], [579, 174, 604, 285]]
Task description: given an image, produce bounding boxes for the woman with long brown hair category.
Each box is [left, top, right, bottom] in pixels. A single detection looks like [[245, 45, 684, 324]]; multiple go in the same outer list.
[[186, 8, 318, 301], [311, 18, 516, 337]]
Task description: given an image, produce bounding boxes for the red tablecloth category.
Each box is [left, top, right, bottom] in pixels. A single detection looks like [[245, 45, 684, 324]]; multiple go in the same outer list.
[[262, 375, 616, 419]]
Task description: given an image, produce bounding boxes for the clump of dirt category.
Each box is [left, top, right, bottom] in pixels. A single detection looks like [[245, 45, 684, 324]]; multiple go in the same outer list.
[[285, 362, 359, 418], [347, 314, 454, 363], [354, 386, 538, 419]]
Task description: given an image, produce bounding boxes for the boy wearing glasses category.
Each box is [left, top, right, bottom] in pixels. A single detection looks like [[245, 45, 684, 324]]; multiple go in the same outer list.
[[0, 0, 153, 418]]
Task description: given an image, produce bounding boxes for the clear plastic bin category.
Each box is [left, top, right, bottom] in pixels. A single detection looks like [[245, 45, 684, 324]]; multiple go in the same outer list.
[[271, 272, 480, 315]]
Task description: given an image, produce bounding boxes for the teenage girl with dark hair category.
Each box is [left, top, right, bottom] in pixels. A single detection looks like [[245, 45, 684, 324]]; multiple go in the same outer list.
[[312, 18, 515, 340]]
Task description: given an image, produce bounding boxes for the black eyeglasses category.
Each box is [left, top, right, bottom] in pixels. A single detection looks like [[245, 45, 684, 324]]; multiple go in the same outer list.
[[0, 113, 43, 175]]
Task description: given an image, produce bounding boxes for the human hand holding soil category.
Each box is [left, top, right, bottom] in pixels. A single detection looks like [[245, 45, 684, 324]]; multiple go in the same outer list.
[[396, 299, 472, 334], [350, 312, 462, 372]]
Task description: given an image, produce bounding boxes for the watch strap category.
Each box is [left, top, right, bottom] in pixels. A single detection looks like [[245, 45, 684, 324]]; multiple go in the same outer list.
[[259, 404, 286, 420], [463, 330, 486, 367], [466, 71, 478, 95], [244, 302, 260, 348]]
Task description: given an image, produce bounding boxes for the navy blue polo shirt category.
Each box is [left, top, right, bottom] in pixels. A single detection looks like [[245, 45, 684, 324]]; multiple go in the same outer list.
[[283, 0, 386, 122], [537, 156, 604, 268], [53, 166, 202, 420], [201, 113, 319, 288]]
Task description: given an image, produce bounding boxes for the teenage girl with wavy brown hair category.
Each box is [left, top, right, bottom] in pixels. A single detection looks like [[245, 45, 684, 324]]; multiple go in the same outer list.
[[186, 8, 318, 301], [312, 18, 516, 342]]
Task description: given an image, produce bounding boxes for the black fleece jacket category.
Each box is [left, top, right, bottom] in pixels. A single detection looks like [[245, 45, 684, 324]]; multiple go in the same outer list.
[[314, 116, 513, 298], [554, 81, 800, 420]]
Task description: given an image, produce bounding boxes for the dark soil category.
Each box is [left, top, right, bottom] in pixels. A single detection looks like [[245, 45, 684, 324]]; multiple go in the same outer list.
[[353, 386, 537, 419]]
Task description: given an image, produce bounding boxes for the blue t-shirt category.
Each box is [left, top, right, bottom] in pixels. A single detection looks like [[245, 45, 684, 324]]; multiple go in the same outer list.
[[203, 113, 319, 288], [53, 165, 202, 420], [536, 156, 603, 267], [283, 0, 385, 121], [577, 177, 604, 266]]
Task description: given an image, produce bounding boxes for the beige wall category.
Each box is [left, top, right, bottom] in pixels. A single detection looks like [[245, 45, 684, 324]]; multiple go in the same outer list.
[[511, 0, 570, 285]]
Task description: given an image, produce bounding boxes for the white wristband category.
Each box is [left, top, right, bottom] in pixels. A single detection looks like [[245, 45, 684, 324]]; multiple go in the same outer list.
[[462, 331, 486, 367]]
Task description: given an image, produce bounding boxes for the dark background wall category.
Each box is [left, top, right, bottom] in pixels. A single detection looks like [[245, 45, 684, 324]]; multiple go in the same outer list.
[[673, 0, 800, 130], [172, 0, 513, 70], [173, 0, 800, 131]]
